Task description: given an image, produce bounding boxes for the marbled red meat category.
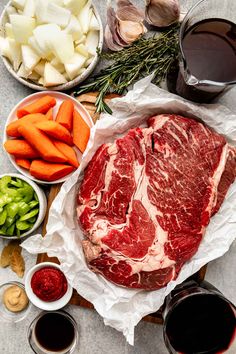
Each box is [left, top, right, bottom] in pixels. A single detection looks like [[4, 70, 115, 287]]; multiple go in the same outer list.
[[77, 114, 236, 290]]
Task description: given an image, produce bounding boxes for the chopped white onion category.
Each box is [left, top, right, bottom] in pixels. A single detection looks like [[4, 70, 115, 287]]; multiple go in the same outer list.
[[6, 6, 17, 18], [64, 15, 83, 41], [17, 62, 31, 78], [78, 0, 92, 34], [0, 37, 12, 61], [5, 23, 14, 39], [28, 70, 40, 81], [28, 36, 44, 57], [64, 52, 86, 79], [35, 0, 71, 28], [75, 43, 89, 57], [23, 0, 36, 18], [10, 14, 35, 44], [8, 38, 22, 71], [89, 12, 100, 31], [74, 34, 86, 45], [51, 57, 65, 73], [64, 0, 87, 15], [50, 32, 74, 64], [38, 76, 44, 85], [44, 62, 67, 86], [12, 0, 26, 11], [34, 60, 45, 76], [33, 23, 61, 57], [21, 44, 40, 72], [85, 30, 99, 56]]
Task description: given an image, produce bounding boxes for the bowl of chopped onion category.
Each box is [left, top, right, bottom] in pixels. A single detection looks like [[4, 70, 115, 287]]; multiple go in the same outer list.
[[0, 0, 103, 90]]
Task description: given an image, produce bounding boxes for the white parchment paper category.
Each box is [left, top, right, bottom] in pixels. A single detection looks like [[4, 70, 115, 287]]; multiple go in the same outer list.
[[22, 76, 236, 345]]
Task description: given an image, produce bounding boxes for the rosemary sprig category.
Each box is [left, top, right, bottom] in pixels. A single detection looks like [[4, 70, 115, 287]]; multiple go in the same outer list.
[[74, 25, 179, 114]]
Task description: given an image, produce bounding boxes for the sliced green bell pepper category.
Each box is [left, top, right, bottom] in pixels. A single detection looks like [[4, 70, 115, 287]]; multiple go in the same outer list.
[[19, 208, 39, 221], [0, 209, 7, 225], [18, 201, 31, 216], [6, 224, 15, 236], [16, 220, 31, 231], [6, 202, 19, 219]]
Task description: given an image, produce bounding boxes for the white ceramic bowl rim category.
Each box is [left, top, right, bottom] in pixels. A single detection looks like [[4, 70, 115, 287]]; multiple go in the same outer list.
[[0, 173, 47, 239], [0, 1, 104, 91], [25, 262, 73, 311]]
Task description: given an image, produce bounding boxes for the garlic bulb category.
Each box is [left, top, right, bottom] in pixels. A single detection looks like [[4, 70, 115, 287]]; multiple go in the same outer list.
[[105, 0, 146, 51], [145, 0, 180, 28]]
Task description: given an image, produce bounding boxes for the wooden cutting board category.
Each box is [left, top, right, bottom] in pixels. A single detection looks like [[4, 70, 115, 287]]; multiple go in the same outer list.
[[37, 92, 207, 324]]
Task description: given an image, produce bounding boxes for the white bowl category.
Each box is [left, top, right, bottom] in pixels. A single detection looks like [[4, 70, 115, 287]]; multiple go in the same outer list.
[[0, 1, 103, 91], [3, 91, 94, 184], [0, 173, 47, 239], [25, 262, 73, 311]]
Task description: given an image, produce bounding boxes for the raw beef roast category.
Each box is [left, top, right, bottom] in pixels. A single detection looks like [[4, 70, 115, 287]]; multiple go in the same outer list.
[[77, 114, 236, 290]]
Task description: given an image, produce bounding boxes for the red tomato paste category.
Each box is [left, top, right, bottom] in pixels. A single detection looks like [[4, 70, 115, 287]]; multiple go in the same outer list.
[[31, 267, 68, 302]]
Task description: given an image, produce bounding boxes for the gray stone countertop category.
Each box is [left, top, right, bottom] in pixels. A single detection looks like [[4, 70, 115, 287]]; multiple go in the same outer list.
[[0, 0, 236, 353]]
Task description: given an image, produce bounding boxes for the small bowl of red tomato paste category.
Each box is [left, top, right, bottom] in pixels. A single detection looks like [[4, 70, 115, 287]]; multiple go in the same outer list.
[[25, 262, 73, 311]]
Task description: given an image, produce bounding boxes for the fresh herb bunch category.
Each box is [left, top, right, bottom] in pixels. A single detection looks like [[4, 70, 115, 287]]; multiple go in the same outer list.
[[74, 25, 179, 114]]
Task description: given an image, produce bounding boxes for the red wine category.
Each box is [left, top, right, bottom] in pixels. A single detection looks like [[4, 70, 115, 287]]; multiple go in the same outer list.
[[35, 312, 75, 352], [165, 294, 236, 353], [182, 18, 236, 83]]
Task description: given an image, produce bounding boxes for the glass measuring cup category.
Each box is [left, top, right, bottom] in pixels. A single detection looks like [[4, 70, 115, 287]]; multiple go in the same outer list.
[[162, 280, 236, 354], [169, 0, 236, 102]]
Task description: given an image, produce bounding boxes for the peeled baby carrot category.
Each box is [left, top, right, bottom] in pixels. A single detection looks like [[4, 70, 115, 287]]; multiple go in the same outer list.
[[4, 140, 39, 159], [45, 108, 53, 120], [55, 100, 74, 131], [53, 140, 79, 168], [18, 124, 68, 163], [15, 158, 31, 170], [17, 95, 56, 118], [6, 113, 48, 137], [73, 109, 90, 153], [30, 160, 74, 181], [35, 121, 73, 146]]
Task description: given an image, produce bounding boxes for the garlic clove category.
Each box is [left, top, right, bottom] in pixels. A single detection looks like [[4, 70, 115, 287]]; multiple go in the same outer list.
[[116, 0, 145, 22], [118, 20, 147, 44], [145, 0, 180, 28], [106, 6, 128, 46], [105, 25, 123, 51]]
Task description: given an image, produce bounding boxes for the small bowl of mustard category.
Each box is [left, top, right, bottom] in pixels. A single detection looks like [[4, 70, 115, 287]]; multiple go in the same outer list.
[[0, 281, 32, 322]]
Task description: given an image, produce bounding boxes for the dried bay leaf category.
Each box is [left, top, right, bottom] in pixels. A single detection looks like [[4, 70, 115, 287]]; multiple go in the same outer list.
[[0, 240, 20, 268], [10, 246, 25, 278]]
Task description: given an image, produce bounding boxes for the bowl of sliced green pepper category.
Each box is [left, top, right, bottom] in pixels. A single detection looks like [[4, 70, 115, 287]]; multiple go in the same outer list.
[[0, 174, 47, 239]]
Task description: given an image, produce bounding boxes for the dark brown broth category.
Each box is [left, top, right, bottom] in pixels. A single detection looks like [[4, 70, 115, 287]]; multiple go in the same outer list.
[[35, 312, 75, 352], [182, 18, 236, 82]]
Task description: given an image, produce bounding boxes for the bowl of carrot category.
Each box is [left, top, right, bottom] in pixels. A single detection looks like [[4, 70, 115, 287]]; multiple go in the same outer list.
[[3, 92, 93, 184]]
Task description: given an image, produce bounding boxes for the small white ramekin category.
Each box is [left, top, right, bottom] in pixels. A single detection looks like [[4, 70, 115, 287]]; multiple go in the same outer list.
[[25, 262, 73, 311]]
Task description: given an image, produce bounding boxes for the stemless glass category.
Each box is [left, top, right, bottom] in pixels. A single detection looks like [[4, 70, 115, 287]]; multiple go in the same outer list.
[[169, 0, 236, 102], [162, 280, 236, 354], [28, 310, 79, 354]]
